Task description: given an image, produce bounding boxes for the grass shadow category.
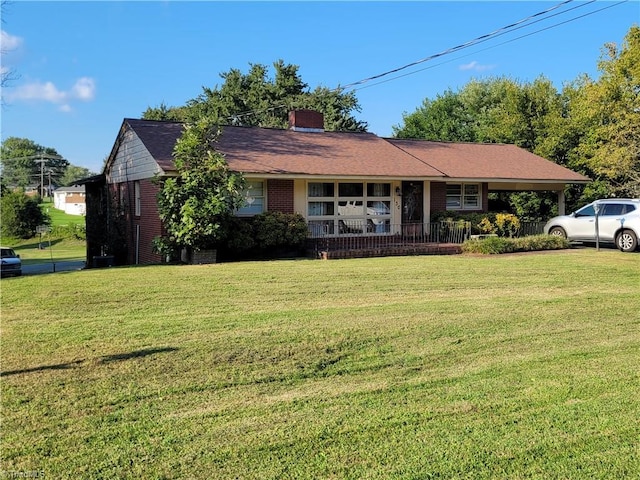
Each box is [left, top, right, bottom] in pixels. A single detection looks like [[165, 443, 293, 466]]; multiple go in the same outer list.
[[100, 347, 179, 363], [14, 239, 65, 250], [0, 359, 84, 377], [1, 347, 179, 377]]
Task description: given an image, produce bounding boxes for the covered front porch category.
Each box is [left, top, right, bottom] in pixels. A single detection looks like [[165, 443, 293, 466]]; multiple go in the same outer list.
[[298, 177, 558, 259]]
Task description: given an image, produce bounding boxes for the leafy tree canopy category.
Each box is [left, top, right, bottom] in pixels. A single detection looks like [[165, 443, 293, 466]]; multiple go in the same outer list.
[[393, 25, 640, 211], [0, 190, 50, 239], [571, 25, 640, 197], [155, 118, 247, 253], [60, 165, 97, 186], [394, 76, 562, 153], [143, 60, 368, 132], [0, 137, 68, 189]]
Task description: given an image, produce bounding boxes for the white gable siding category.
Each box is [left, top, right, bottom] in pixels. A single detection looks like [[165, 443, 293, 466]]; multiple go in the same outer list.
[[108, 129, 163, 184], [53, 191, 66, 210]]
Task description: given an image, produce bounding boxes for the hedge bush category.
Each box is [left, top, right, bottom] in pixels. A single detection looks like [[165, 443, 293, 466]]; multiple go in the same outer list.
[[252, 211, 309, 250], [50, 223, 86, 240], [431, 211, 493, 235], [461, 234, 570, 254], [215, 211, 309, 261]]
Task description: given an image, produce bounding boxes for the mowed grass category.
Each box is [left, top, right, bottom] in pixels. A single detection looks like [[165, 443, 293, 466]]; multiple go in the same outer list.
[[1, 200, 86, 264], [40, 199, 83, 227], [1, 250, 639, 479], [8, 238, 86, 265]]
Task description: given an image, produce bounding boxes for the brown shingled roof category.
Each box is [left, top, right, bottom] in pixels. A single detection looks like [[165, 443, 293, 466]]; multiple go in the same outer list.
[[387, 138, 590, 183], [216, 126, 444, 178], [125, 119, 184, 171], [123, 118, 589, 183]]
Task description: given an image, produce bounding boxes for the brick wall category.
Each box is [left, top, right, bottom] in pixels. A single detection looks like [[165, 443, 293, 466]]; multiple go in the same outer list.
[[267, 179, 294, 213], [109, 179, 163, 265], [288, 110, 324, 130], [430, 182, 447, 213], [430, 181, 488, 216], [136, 179, 163, 265], [66, 193, 85, 204], [482, 183, 489, 211], [192, 249, 217, 264]]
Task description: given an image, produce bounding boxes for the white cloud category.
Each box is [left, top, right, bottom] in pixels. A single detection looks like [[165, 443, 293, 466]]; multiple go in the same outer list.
[[6, 77, 96, 110], [71, 77, 96, 101], [1, 30, 23, 51], [1, 30, 96, 111], [459, 61, 496, 72], [11, 80, 66, 102]]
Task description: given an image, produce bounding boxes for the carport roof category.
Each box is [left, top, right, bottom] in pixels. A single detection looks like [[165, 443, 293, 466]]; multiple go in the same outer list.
[[387, 138, 590, 183]]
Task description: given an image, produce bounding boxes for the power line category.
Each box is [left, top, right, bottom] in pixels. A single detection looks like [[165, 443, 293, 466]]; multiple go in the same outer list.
[[227, 0, 626, 124], [351, 0, 629, 93], [339, 0, 578, 91]]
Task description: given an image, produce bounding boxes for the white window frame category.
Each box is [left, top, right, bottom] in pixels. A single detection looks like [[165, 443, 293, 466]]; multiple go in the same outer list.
[[307, 181, 392, 236], [134, 181, 141, 216], [446, 183, 480, 210], [236, 180, 265, 216]]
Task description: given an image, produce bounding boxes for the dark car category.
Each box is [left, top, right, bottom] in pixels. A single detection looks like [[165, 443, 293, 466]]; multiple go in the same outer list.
[[1, 247, 22, 277]]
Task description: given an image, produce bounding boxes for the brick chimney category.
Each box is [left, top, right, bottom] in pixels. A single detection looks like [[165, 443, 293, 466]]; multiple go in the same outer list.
[[288, 110, 324, 132]]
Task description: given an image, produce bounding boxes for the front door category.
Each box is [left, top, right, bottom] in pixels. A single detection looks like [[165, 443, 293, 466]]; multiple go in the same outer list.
[[402, 181, 423, 235]]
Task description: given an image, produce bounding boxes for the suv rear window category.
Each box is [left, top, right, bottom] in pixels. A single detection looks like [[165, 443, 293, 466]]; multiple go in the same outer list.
[[602, 204, 626, 216]]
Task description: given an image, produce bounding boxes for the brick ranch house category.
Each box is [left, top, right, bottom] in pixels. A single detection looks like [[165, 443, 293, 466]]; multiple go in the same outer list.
[[84, 110, 589, 265]]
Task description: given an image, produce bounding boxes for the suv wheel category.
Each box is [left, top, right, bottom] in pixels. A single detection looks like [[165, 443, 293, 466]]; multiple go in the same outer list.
[[549, 227, 567, 239], [616, 230, 638, 252]]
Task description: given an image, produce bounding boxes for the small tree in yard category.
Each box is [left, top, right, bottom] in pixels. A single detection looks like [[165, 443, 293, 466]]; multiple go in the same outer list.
[[1, 190, 50, 239], [155, 118, 246, 261]]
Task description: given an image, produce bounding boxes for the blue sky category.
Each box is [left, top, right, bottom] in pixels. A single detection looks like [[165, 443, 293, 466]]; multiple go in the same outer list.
[[1, 1, 638, 174]]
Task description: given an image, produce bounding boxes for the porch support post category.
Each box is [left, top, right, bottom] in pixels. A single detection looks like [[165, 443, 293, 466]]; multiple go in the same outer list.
[[423, 181, 431, 228], [557, 190, 566, 216]]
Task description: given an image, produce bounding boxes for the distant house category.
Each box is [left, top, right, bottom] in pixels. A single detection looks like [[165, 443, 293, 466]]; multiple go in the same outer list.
[[53, 185, 86, 215], [85, 110, 589, 265]]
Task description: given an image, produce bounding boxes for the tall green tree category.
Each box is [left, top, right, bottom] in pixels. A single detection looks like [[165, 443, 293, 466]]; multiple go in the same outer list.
[[144, 60, 367, 132], [155, 118, 247, 255], [393, 89, 475, 141], [0, 137, 68, 190], [0, 190, 50, 239], [141, 102, 187, 122], [394, 77, 566, 219], [393, 26, 640, 213], [60, 165, 96, 186], [395, 76, 563, 151], [571, 26, 640, 198]]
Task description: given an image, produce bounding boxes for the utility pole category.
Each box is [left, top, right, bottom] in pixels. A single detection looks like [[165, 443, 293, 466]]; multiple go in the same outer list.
[[1, 153, 64, 195], [35, 157, 47, 197]]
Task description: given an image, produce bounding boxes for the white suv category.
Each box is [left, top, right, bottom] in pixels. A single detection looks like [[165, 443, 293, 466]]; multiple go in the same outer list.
[[544, 199, 640, 252]]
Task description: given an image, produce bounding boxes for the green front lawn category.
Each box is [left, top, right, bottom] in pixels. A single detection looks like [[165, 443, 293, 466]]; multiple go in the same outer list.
[[5, 238, 86, 265], [1, 251, 638, 478], [40, 198, 84, 227], [0, 199, 86, 264]]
